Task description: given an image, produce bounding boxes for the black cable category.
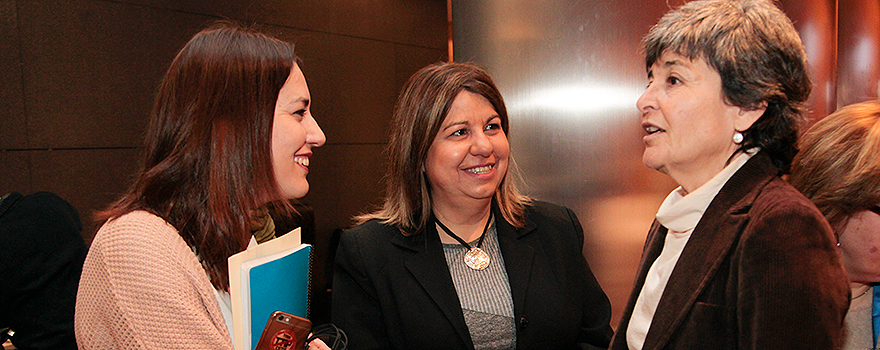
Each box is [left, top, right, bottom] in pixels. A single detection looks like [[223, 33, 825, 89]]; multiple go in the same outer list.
[[305, 323, 347, 350], [0, 327, 12, 344]]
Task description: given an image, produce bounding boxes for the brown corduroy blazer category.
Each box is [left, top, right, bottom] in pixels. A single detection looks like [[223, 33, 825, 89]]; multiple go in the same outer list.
[[611, 152, 850, 350]]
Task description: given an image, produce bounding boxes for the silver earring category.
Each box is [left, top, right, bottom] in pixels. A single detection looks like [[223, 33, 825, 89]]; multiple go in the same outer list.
[[733, 132, 744, 144]]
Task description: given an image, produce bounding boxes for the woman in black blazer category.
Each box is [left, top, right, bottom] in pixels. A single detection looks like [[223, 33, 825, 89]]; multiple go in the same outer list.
[[331, 62, 612, 349]]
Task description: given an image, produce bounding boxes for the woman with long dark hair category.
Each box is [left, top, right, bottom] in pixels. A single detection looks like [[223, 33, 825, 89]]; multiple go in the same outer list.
[[75, 23, 326, 349]]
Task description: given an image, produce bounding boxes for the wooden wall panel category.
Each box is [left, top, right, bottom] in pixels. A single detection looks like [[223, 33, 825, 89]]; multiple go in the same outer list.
[[30, 148, 141, 238], [19, 0, 210, 149], [290, 30, 399, 144], [0, 151, 32, 195], [103, 0, 447, 49], [300, 142, 388, 323], [1, 1, 446, 232], [838, 0, 880, 107], [393, 44, 450, 91], [1, 0, 447, 324], [779, 0, 838, 124], [0, 0, 25, 149]]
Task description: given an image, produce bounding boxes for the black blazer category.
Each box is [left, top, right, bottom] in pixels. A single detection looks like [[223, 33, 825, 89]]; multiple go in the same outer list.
[[610, 152, 850, 350], [332, 201, 613, 349]]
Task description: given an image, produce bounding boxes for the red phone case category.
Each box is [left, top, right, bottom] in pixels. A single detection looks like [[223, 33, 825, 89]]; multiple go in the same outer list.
[[254, 311, 312, 350]]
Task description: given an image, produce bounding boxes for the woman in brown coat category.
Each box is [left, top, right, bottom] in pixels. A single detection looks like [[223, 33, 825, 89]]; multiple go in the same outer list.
[[611, 1, 850, 349]]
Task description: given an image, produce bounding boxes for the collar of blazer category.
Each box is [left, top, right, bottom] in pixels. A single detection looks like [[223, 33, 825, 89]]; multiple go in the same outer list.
[[388, 200, 540, 349], [642, 151, 779, 348], [0, 192, 23, 218]]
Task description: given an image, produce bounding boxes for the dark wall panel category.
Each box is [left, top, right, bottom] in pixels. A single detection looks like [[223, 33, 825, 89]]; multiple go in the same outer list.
[[30, 148, 141, 239], [19, 0, 210, 149], [301, 142, 388, 324], [290, 30, 399, 144], [2, 0, 445, 233], [305, 143, 387, 238], [0, 151, 32, 195], [108, 0, 447, 49], [1, 0, 446, 325], [0, 0, 25, 150], [393, 43, 449, 93]]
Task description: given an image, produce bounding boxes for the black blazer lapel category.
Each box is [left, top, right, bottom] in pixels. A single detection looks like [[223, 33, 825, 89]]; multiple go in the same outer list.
[[641, 152, 777, 349], [494, 206, 537, 318], [393, 224, 474, 349]]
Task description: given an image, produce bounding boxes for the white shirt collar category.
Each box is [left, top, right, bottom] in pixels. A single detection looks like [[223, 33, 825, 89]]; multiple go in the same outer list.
[[656, 149, 757, 233]]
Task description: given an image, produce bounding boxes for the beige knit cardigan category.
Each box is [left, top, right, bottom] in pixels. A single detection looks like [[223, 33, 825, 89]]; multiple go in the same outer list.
[[75, 211, 234, 349]]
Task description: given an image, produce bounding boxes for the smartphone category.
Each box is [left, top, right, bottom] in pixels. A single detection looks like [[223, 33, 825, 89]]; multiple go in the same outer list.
[[254, 311, 312, 350]]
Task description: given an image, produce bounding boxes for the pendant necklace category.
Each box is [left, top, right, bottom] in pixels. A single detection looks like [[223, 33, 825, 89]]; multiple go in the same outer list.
[[435, 213, 493, 270]]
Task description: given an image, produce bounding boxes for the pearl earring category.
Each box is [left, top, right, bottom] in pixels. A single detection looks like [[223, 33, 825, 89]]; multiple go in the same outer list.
[[733, 131, 744, 144]]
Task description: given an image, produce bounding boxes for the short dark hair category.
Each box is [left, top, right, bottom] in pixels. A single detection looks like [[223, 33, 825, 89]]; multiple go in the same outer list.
[[644, 0, 810, 172], [100, 22, 300, 290]]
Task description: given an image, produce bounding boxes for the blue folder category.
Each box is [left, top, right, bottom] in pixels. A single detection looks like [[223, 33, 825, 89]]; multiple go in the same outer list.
[[244, 244, 311, 349]]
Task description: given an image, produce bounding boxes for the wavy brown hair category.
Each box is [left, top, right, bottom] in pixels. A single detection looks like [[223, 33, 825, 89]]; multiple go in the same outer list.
[[356, 62, 531, 235], [98, 22, 300, 290], [790, 100, 880, 235]]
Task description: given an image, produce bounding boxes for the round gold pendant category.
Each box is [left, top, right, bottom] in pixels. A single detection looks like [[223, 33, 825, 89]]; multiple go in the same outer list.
[[464, 247, 490, 270]]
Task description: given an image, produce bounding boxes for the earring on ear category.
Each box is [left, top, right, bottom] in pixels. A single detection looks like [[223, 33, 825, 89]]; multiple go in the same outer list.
[[733, 131, 744, 144]]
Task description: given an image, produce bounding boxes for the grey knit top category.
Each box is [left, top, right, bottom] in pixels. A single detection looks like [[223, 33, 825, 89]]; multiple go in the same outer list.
[[441, 221, 516, 350]]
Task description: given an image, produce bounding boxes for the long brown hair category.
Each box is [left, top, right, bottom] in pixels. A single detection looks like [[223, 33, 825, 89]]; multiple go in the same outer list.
[[98, 22, 300, 290], [356, 62, 531, 235]]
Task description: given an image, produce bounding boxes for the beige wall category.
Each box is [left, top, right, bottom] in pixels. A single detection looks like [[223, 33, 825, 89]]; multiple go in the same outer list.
[[0, 0, 447, 323]]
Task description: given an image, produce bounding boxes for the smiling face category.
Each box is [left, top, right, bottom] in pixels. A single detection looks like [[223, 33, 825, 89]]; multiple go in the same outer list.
[[838, 207, 880, 284], [271, 63, 326, 199], [637, 52, 763, 193], [425, 91, 509, 210]]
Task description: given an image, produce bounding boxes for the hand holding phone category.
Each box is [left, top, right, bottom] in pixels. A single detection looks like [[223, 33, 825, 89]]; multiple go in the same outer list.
[[254, 311, 312, 350]]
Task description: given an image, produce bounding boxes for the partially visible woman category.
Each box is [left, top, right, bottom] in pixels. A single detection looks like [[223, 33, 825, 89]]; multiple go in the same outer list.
[[331, 62, 613, 349], [790, 100, 880, 350], [0, 191, 85, 350], [611, 0, 850, 349], [75, 23, 327, 349]]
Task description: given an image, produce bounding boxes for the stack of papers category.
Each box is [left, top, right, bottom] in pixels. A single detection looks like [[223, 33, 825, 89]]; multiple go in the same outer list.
[[228, 228, 311, 350]]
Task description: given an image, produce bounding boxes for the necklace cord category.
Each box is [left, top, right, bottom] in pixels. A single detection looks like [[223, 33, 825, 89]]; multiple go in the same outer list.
[[434, 213, 493, 250]]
